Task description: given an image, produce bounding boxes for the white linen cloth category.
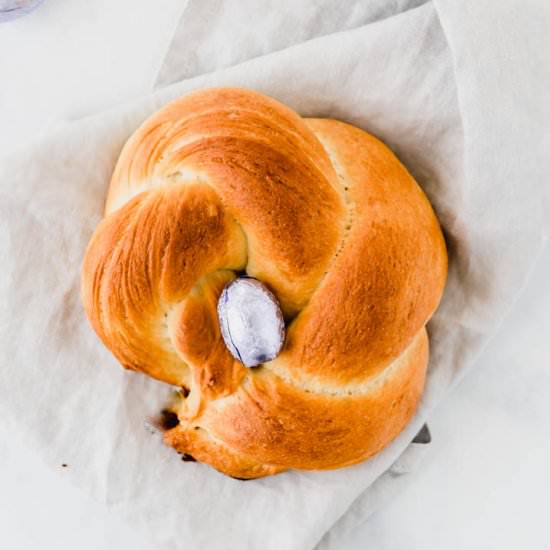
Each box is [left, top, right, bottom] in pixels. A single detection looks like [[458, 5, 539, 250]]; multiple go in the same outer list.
[[0, 1, 547, 549]]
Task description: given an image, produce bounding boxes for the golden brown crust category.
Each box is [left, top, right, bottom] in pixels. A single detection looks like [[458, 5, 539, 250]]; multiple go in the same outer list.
[[81, 87, 447, 478], [164, 426, 284, 479], [270, 119, 447, 385], [82, 182, 246, 386], [202, 328, 428, 471], [174, 270, 247, 403], [106, 87, 346, 315]]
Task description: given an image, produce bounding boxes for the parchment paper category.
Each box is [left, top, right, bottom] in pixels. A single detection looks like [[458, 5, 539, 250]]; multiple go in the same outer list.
[[0, 1, 547, 549]]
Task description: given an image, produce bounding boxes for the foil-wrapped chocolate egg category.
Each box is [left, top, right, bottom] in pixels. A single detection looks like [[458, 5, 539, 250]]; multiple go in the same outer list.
[[217, 278, 285, 367]]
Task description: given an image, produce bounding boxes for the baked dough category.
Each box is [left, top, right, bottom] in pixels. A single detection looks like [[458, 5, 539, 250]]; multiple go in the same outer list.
[[82, 88, 447, 478]]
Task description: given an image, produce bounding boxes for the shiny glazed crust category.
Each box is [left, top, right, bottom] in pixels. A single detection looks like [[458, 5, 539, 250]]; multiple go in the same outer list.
[[81, 88, 447, 478]]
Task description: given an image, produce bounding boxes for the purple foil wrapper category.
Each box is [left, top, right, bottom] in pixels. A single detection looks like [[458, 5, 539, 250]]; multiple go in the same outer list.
[[217, 278, 285, 367]]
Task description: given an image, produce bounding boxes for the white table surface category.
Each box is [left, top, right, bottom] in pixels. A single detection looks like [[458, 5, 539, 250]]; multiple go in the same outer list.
[[1, 2, 548, 549]]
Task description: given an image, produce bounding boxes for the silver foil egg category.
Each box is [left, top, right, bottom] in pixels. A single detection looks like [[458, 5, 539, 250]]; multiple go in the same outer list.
[[217, 277, 285, 367]]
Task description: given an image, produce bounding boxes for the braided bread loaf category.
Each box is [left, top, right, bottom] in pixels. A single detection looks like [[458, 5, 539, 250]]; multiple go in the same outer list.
[[82, 88, 447, 479]]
